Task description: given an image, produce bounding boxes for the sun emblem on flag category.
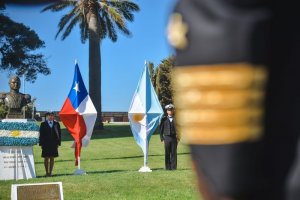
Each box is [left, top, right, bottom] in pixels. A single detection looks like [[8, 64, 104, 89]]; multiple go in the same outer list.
[[132, 113, 144, 122], [10, 130, 21, 137]]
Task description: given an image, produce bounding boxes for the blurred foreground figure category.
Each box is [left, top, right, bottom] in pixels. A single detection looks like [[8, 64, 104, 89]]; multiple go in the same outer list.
[[169, 0, 300, 199]]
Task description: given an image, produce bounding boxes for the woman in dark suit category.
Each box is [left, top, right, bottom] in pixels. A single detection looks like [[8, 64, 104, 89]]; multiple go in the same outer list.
[[39, 112, 61, 177]]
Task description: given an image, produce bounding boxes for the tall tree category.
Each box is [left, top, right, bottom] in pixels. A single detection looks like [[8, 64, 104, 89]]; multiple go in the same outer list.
[[155, 56, 175, 109], [42, 0, 139, 129], [148, 61, 156, 88], [0, 8, 50, 82]]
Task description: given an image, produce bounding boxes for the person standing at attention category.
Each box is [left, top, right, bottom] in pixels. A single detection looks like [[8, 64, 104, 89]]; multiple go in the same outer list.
[[39, 112, 61, 177], [160, 104, 180, 170]]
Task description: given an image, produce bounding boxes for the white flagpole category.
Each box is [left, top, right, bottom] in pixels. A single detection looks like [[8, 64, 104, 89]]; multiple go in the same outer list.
[[74, 143, 86, 175], [139, 134, 152, 172], [74, 157, 86, 175], [78, 156, 80, 170], [144, 141, 148, 167], [144, 151, 147, 167]]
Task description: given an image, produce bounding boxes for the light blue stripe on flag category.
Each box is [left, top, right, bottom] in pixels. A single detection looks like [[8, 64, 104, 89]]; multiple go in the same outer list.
[[128, 62, 163, 166]]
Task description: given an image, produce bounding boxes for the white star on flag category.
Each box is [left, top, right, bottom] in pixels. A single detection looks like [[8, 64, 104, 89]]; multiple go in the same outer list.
[[73, 82, 80, 94]]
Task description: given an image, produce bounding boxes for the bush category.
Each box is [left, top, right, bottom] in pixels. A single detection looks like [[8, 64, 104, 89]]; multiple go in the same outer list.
[[0, 104, 8, 119]]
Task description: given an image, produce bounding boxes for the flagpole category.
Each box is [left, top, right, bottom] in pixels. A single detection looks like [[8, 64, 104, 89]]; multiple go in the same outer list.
[[74, 157, 86, 175], [139, 141, 152, 172], [144, 141, 148, 167], [78, 157, 80, 170], [74, 144, 86, 175], [144, 152, 147, 167], [60, 61, 96, 176], [129, 61, 163, 173]]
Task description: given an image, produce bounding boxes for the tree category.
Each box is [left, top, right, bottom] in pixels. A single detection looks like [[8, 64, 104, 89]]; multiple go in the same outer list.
[[148, 61, 156, 88], [42, 0, 139, 129], [0, 8, 50, 82], [153, 56, 175, 109], [0, 104, 8, 119], [24, 97, 37, 119]]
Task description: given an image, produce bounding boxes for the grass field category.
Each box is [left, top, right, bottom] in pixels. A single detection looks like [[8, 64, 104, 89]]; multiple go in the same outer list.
[[0, 123, 201, 200]]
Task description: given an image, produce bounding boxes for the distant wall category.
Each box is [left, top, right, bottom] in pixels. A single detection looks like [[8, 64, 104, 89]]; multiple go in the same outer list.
[[102, 112, 129, 123], [36, 111, 128, 122]]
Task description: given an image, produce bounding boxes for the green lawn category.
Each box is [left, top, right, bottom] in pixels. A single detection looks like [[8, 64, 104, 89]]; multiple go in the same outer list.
[[0, 123, 201, 200]]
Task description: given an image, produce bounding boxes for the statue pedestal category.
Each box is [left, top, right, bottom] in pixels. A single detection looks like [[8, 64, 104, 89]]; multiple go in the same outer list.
[[0, 146, 36, 180], [1, 119, 33, 123], [6, 112, 24, 119], [0, 119, 39, 180]]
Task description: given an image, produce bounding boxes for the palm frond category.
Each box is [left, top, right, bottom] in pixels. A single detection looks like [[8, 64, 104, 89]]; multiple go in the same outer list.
[[115, 4, 134, 21], [61, 14, 82, 40], [114, 20, 131, 36], [107, 7, 124, 26], [107, 1, 139, 21], [55, 13, 72, 39], [42, 0, 139, 42], [41, 1, 76, 12], [79, 1, 89, 23], [120, 11, 134, 21], [55, 6, 81, 39], [123, 1, 140, 12], [98, 12, 108, 39], [101, 1, 139, 38], [109, 1, 140, 12], [104, 13, 117, 42], [80, 18, 89, 43]]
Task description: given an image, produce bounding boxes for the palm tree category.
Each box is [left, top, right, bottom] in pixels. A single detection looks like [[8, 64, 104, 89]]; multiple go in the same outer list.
[[42, 0, 139, 129]]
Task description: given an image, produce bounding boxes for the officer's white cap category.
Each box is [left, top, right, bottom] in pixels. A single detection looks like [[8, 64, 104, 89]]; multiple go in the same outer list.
[[165, 104, 175, 110]]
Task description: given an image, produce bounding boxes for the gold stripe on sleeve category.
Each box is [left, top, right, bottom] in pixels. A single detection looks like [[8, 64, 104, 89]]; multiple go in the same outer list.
[[173, 63, 267, 144]]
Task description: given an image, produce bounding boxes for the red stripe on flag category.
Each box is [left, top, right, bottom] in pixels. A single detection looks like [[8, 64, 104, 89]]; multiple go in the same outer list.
[[59, 98, 87, 165]]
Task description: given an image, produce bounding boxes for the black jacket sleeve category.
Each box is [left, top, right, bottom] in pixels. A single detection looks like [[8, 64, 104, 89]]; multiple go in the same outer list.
[[39, 122, 45, 146], [159, 117, 166, 141], [54, 122, 62, 146]]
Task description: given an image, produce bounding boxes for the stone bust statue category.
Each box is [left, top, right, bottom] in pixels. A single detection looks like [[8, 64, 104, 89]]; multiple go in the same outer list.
[[0, 76, 31, 118]]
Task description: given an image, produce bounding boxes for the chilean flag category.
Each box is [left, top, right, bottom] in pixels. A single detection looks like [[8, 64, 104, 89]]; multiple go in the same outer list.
[[59, 63, 97, 166]]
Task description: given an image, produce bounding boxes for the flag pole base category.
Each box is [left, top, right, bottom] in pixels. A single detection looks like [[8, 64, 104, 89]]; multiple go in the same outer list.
[[73, 169, 87, 175], [138, 166, 152, 172]]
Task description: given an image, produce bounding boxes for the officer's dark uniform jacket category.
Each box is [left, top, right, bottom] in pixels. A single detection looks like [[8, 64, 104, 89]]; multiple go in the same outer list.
[[169, 0, 300, 199], [160, 116, 177, 141]]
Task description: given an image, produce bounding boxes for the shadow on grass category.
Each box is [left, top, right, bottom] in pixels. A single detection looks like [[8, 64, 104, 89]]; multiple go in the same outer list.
[[36, 167, 192, 178], [151, 168, 191, 171], [35, 152, 190, 165], [36, 169, 129, 178], [101, 152, 190, 160], [87, 169, 130, 174], [35, 159, 75, 164], [35, 155, 162, 164], [36, 173, 72, 178]]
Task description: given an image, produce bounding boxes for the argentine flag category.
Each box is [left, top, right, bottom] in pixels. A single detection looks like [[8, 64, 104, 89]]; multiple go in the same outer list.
[[128, 62, 163, 172], [59, 63, 97, 166]]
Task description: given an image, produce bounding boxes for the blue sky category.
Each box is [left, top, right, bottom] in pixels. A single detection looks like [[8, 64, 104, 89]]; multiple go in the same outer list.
[[0, 0, 177, 112]]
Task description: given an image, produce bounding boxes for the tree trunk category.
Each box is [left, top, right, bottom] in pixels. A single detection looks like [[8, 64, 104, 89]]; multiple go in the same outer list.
[[88, 13, 103, 129]]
